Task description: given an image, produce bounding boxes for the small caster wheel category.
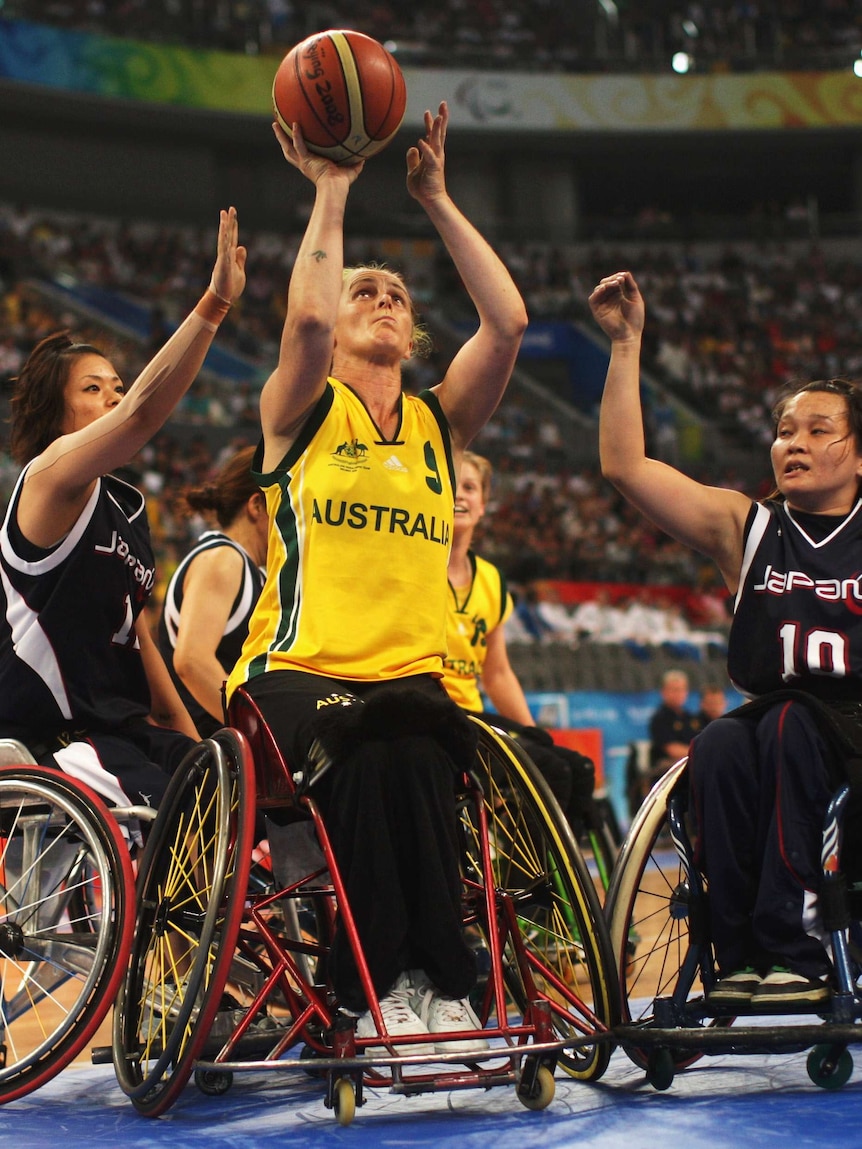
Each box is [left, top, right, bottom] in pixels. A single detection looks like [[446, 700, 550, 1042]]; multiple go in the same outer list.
[[195, 1067, 233, 1096], [517, 1064, 555, 1111], [646, 1048, 675, 1091], [333, 1077, 356, 1126], [807, 1044, 853, 1090]]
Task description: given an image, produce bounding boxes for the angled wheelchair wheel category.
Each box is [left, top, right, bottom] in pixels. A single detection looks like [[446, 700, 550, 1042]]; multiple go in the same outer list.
[[575, 795, 620, 901], [0, 765, 134, 1104], [112, 731, 255, 1117], [464, 718, 618, 1081], [606, 757, 728, 1071]]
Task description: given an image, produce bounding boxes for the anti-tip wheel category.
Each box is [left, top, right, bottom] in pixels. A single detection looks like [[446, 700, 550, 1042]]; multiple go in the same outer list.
[[333, 1077, 356, 1126], [517, 1064, 555, 1111], [807, 1044, 853, 1090], [646, 1047, 675, 1091], [194, 1067, 233, 1096]]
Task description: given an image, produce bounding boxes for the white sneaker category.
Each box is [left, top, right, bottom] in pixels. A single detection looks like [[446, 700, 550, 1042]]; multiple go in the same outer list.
[[355, 973, 430, 1058], [408, 970, 490, 1055]]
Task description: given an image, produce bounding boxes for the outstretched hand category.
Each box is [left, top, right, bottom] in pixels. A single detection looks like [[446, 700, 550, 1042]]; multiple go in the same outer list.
[[271, 120, 365, 188], [589, 271, 645, 342], [406, 101, 448, 204], [210, 206, 247, 304]]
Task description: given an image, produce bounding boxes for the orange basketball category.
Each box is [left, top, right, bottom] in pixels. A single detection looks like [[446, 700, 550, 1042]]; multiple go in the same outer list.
[[272, 29, 407, 164]]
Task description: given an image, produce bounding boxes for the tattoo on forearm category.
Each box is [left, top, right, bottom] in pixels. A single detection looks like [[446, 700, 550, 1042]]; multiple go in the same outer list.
[[311, 249, 327, 262]]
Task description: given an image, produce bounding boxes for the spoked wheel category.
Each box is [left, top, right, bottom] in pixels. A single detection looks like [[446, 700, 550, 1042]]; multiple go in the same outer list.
[[112, 731, 255, 1116], [605, 758, 730, 1073], [0, 766, 134, 1103], [464, 718, 618, 1082], [575, 795, 620, 903]]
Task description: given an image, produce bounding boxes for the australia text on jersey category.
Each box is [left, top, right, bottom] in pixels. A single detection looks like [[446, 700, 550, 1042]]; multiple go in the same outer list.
[[310, 498, 450, 545], [754, 564, 862, 602], [94, 530, 156, 590]]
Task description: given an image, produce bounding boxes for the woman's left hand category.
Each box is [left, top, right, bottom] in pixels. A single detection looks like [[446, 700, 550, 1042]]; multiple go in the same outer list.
[[589, 271, 645, 343], [210, 206, 248, 305], [406, 101, 448, 205]]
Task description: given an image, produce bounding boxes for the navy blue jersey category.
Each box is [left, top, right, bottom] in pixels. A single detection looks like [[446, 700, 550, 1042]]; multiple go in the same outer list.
[[159, 531, 264, 735], [0, 468, 156, 738], [728, 498, 862, 700]]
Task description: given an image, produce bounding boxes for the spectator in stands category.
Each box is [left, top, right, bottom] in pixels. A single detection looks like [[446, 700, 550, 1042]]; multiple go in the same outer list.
[[512, 582, 557, 642], [647, 666, 703, 771], [14, 1, 856, 75], [159, 445, 267, 737], [443, 451, 596, 831], [697, 683, 729, 727], [225, 104, 527, 1054], [0, 207, 246, 811], [593, 267, 862, 1012]]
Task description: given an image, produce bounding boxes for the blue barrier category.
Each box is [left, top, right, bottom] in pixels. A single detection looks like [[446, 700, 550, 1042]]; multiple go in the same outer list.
[[519, 687, 745, 829]]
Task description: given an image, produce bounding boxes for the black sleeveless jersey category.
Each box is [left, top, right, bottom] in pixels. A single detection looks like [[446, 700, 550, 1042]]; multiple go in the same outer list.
[[159, 531, 264, 734], [728, 498, 862, 700], [0, 468, 156, 738]]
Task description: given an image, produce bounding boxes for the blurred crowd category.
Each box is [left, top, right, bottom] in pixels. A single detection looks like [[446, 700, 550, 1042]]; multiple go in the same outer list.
[[7, 200, 862, 465], [500, 234, 862, 451], [4, 196, 860, 636], [5, 1, 862, 75]]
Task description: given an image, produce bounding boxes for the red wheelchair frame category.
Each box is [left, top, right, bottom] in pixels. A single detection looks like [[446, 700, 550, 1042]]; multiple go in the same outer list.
[[112, 690, 617, 1124]]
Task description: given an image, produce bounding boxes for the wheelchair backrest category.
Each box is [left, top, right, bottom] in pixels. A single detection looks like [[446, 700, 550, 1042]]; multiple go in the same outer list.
[[226, 688, 296, 808]]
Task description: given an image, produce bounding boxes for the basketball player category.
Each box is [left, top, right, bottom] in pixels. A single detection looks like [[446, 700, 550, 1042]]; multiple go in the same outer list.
[[442, 451, 597, 828], [592, 269, 862, 1012], [159, 445, 267, 737], [226, 102, 527, 1055], [0, 207, 246, 814]]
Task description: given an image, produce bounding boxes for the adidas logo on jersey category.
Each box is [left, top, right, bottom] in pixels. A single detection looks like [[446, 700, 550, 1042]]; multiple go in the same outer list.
[[383, 454, 408, 472]]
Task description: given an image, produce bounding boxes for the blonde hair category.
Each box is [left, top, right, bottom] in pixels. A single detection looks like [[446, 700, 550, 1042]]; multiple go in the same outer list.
[[462, 450, 493, 501]]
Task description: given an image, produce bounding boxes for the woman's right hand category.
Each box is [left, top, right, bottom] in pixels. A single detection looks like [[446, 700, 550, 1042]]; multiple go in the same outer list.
[[589, 271, 645, 343], [272, 121, 365, 188], [210, 206, 247, 305]]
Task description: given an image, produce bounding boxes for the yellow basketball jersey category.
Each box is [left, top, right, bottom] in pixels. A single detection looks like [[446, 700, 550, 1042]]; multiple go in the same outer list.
[[227, 378, 455, 694], [441, 551, 513, 711]]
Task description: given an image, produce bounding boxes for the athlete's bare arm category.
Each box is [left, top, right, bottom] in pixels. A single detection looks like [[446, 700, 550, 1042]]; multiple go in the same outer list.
[[173, 545, 246, 723], [19, 209, 246, 547], [591, 271, 751, 592], [412, 105, 528, 452], [260, 123, 363, 468], [137, 616, 200, 740]]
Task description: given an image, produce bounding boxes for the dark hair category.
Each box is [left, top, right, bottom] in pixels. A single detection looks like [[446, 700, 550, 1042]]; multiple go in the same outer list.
[[9, 332, 106, 464], [771, 377, 862, 452], [182, 445, 259, 527]]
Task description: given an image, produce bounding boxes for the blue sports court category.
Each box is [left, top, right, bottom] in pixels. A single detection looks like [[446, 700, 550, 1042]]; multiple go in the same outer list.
[[6, 1027, 862, 1149]]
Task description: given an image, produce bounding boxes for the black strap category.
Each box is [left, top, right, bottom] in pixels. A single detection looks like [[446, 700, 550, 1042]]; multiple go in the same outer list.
[[724, 689, 862, 791]]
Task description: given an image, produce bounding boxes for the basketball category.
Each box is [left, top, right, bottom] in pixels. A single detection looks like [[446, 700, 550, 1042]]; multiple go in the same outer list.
[[272, 30, 407, 165]]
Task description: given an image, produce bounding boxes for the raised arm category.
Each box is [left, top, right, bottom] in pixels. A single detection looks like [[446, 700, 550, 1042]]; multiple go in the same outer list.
[[20, 209, 246, 546], [409, 104, 528, 451], [258, 123, 364, 467], [590, 270, 751, 591]]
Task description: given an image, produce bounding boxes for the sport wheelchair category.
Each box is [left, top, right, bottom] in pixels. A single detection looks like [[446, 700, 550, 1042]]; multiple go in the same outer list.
[[111, 693, 618, 1124], [0, 738, 154, 1104], [606, 756, 862, 1091]]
